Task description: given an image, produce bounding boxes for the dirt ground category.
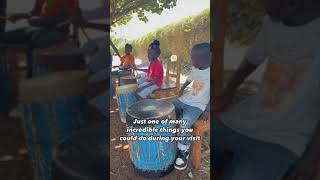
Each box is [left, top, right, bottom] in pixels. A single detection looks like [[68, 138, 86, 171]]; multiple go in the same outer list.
[[0, 115, 33, 180], [110, 97, 211, 180]]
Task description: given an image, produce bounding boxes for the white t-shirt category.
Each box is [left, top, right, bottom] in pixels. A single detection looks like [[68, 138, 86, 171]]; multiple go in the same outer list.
[[179, 66, 210, 111], [221, 15, 320, 156]]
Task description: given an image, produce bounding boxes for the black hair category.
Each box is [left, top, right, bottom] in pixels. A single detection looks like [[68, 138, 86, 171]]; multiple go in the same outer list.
[[125, 43, 133, 49], [149, 40, 161, 52], [192, 42, 211, 52]]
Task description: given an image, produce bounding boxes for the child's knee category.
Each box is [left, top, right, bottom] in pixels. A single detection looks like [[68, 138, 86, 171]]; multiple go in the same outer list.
[[136, 88, 150, 99]]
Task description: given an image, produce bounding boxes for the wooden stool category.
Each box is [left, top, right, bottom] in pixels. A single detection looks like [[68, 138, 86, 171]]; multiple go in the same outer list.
[[192, 117, 210, 169], [33, 39, 84, 75]]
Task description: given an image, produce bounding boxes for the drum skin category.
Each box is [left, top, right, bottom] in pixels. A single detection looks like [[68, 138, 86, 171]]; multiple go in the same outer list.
[[19, 71, 88, 180], [119, 75, 136, 86], [126, 99, 177, 178], [52, 123, 108, 180], [115, 84, 137, 123]]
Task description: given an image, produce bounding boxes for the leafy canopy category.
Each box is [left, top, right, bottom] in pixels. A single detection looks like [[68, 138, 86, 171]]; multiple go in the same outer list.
[[110, 0, 177, 26]]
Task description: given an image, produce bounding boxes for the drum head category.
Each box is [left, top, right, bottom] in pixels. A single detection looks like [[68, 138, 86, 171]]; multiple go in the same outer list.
[[19, 70, 88, 103], [115, 84, 137, 94], [52, 123, 108, 180], [126, 99, 175, 127]]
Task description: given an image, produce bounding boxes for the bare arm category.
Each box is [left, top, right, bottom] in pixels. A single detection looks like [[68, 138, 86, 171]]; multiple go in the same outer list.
[[213, 57, 259, 112], [224, 57, 258, 94], [179, 80, 191, 97]]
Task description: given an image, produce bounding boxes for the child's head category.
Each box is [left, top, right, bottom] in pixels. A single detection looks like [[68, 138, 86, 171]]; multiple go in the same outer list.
[[148, 40, 161, 61], [191, 43, 211, 69], [265, 0, 308, 22], [125, 44, 133, 55]]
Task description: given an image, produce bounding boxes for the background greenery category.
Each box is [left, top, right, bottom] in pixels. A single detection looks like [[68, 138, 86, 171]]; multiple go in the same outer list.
[[112, 0, 266, 74], [110, 0, 177, 26], [226, 0, 265, 45], [116, 9, 210, 74]]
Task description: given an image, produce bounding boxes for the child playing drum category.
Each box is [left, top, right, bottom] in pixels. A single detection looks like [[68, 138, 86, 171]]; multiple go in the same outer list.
[[135, 40, 164, 99], [173, 43, 210, 170], [112, 43, 136, 77]]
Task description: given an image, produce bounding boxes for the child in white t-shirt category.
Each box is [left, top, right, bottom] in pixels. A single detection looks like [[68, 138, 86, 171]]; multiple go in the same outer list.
[[173, 43, 211, 170]]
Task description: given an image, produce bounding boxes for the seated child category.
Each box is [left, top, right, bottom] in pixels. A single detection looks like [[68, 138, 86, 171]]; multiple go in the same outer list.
[[135, 40, 164, 98], [112, 43, 136, 77], [173, 43, 211, 170]]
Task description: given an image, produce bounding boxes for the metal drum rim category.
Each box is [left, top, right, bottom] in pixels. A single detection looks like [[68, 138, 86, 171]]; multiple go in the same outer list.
[[120, 75, 135, 80], [19, 70, 88, 103], [115, 84, 138, 94], [126, 99, 175, 120]]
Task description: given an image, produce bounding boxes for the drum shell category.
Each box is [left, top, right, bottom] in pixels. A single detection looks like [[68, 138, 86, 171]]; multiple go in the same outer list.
[[19, 71, 88, 180], [126, 100, 177, 178], [115, 84, 137, 123], [22, 95, 87, 180], [52, 123, 108, 180]]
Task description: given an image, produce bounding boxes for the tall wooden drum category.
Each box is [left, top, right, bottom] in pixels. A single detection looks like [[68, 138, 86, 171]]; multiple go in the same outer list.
[[115, 84, 137, 123], [126, 99, 177, 178], [19, 70, 88, 180]]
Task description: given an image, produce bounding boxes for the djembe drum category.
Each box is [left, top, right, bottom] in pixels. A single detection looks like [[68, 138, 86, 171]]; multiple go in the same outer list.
[[52, 123, 108, 180], [126, 99, 177, 178], [111, 67, 132, 86], [115, 84, 137, 123], [19, 70, 88, 180]]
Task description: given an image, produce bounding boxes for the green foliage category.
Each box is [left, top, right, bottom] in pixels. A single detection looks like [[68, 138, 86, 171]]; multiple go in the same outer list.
[[227, 0, 266, 45], [112, 0, 266, 45], [119, 9, 210, 75], [111, 36, 126, 54], [110, 0, 177, 27]]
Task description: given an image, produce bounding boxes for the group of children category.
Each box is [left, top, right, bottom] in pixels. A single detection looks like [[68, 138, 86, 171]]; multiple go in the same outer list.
[[113, 40, 211, 170]]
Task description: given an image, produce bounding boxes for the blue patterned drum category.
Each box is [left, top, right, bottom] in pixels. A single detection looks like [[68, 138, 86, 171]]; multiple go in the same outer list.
[[126, 99, 176, 178], [115, 84, 137, 123], [19, 70, 88, 180]]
